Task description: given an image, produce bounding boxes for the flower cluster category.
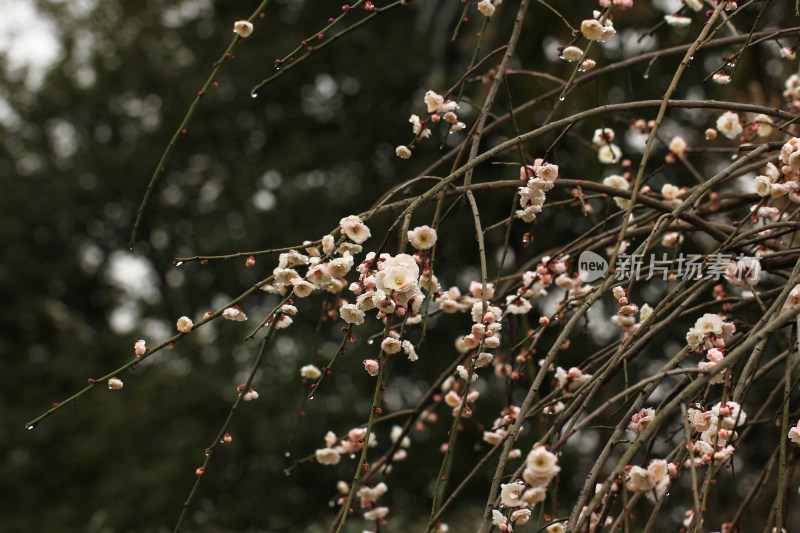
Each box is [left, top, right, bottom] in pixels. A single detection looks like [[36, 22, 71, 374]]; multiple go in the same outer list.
[[580, 12, 616, 43], [396, 90, 466, 158], [686, 313, 735, 351], [314, 426, 380, 467], [516, 159, 559, 222], [627, 407, 655, 436], [625, 458, 675, 502], [491, 444, 561, 531], [610, 285, 641, 331], [482, 405, 521, 444], [686, 401, 747, 466], [593, 128, 622, 164]]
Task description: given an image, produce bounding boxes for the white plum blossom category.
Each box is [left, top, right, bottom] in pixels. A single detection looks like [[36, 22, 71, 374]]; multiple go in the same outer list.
[[593, 128, 615, 145], [177, 316, 193, 333], [598, 143, 622, 164], [580, 18, 615, 42], [340, 303, 366, 325], [381, 337, 402, 355], [695, 313, 723, 335], [409, 114, 430, 138], [669, 136, 687, 156], [603, 175, 630, 209], [665, 14, 692, 26], [243, 388, 259, 401], [523, 445, 560, 486], [396, 145, 412, 159], [363, 507, 389, 520], [407, 225, 437, 250], [378, 254, 419, 292], [315, 447, 341, 465], [108, 377, 124, 390], [561, 46, 583, 61], [233, 20, 254, 37], [300, 365, 322, 380], [291, 278, 316, 298], [477, 0, 495, 17], [340, 215, 372, 243], [716, 111, 743, 140], [712, 71, 731, 84], [500, 481, 526, 507], [402, 340, 418, 361]]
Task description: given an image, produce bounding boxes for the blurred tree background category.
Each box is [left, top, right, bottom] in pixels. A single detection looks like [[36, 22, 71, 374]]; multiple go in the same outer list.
[[3, 0, 799, 531]]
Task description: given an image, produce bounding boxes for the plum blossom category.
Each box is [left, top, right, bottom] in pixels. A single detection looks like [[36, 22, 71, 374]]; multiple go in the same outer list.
[[381, 337, 402, 355], [716, 111, 742, 140], [669, 136, 687, 157], [363, 507, 389, 520], [315, 447, 341, 465], [407, 225, 437, 250], [665, 14, 692, 26], [340, 303, 366, 325], [695, 313, 723, 336], [339, 215, 372, 244], [580, 18, 615, 42], [523, 445, 560, 486], [364, 359, 380, 376], [378, 254, 419, 292], [300, 365, 322, 380], [222, 306, 247, 321], [598, 143, 622, 164], [108, 377, 123, 390], [477, 0, 495, 17], [603, 175, 630, 209], [177, 316, 193, 333], [395, 145, 411, 159], [134, 340, 147, 356], [561, 46, 583, 62], [628, 407, 655, 435], [233, 20, 253, 37], [409, 114, 430, 138], [500, 481, 526, 507], [242, 388, 259, 401], [788, 420, 800, 445]]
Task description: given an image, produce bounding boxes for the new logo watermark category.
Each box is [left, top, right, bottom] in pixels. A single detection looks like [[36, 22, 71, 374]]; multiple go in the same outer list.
[[578, 251, 608, 282], [576, 251, 760, 283]]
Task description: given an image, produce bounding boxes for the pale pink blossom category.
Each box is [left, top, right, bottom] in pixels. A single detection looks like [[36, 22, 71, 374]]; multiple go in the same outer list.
[[364, 359, 380, 376], [788, 420, 800, 445], [407, 225, 437, 250], [177, 316, 193, 333], [134, 340, 147, 356], [339, 215, 371, 244], [222, 306, 247, 322]]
